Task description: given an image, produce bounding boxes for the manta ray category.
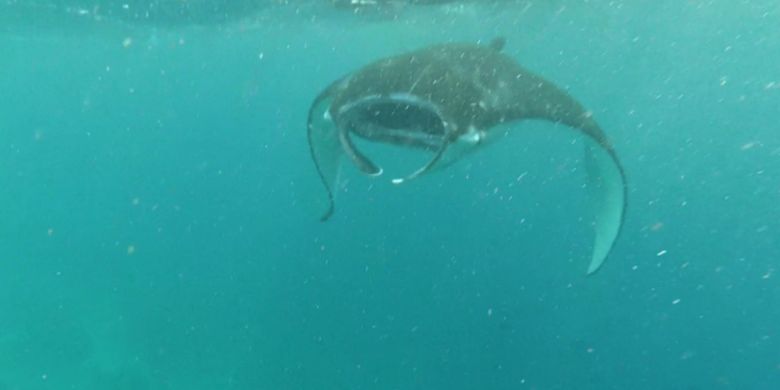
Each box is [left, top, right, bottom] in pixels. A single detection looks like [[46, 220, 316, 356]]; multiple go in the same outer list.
[[307, 38, 627, 274]]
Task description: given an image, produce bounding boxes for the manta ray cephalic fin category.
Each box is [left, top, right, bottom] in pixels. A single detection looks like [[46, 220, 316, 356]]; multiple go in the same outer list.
[[307, 79, 347, 221], [337, 125, 383, 176], [391, 139, 450, 185]]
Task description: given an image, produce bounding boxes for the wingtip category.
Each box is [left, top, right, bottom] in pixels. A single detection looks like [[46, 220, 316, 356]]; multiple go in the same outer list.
[[319, 203, 334, 222]]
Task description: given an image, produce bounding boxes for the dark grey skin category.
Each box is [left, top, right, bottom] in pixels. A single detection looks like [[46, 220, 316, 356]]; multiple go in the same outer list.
[[307, 38, 627, 273]]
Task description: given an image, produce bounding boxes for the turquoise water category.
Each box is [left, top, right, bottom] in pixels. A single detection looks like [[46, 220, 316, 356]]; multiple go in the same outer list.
[[1, 1, 779, 389]]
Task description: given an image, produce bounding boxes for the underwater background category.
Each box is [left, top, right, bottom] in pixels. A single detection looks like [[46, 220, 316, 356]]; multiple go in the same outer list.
[[1, 1, 779, 389]]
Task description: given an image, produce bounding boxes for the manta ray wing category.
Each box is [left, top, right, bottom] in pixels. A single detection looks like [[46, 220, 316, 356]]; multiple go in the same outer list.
[[472, 50, 628, 274], [584, 142, 627, 274]]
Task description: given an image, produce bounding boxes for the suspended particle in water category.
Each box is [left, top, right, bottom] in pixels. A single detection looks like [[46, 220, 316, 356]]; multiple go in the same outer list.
[[740, 141, 760, 150]]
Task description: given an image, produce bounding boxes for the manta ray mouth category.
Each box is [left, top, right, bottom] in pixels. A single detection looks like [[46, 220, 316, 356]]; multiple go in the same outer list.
[[336, 93, 447, 150]]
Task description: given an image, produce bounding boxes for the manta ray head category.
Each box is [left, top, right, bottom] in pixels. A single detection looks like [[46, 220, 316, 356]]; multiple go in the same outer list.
[[335, 92, 449, 150], [330, 90, 457, 184]]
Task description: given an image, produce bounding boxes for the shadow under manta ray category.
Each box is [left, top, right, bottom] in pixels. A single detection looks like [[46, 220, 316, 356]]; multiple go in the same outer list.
[[307, 37, 627, 274]]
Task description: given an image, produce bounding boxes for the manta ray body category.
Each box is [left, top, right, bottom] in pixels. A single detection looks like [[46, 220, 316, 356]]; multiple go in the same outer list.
[[307, 38, 627, 274]]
